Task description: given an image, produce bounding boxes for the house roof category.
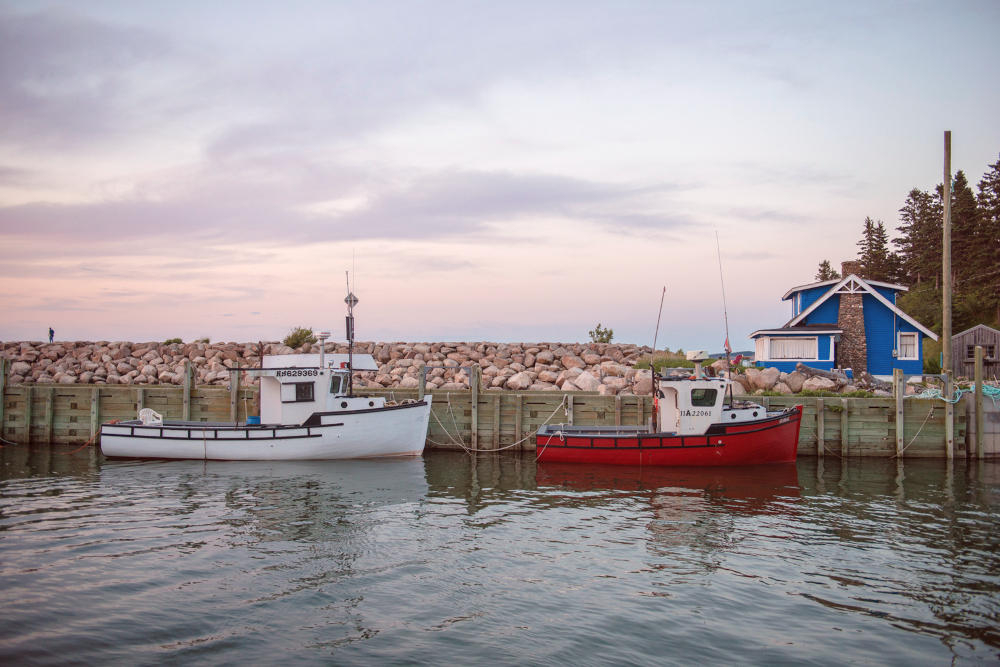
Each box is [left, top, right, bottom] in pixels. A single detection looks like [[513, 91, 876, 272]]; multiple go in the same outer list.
[[786, 274, 938, 340], [953, 324, 1000, 338], [781, 277, 908, 301], [749, 325, 842, 338]]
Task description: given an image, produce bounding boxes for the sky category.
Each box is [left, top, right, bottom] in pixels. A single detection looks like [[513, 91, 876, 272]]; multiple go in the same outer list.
[[1, 1, 998, 350]]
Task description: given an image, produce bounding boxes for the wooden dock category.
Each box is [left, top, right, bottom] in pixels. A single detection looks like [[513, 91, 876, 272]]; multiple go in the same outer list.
[[0, 377, 968, 457]]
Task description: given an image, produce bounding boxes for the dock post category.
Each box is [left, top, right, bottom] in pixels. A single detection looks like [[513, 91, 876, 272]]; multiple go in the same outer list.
[[181, 359, 192, 421], [228, 361, 238, 423], [975, 346, 984, 460], [24, 386, 32, 444], [567, 394, 574, 426], [90, 388, 100, 442], [493, 395, 500, 449], [636, 395, 642, 426], [945, 373, 954, 458], [841, 398, 849, 457], [418, 365, 426, 401], [615, 394, 622, 427], [0, 359, 6, 436], [136, 387, 145, 414], [894, 369, 905, 457], [514, 394, 523, 450], [471, 366, 480, 451], [44, 387, 54, 443], [816, 398, 825, 457]]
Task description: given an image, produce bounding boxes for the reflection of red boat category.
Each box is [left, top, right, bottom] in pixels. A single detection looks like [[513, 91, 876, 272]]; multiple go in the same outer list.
[[536, 461, 801, 511], [536, 355, 803, 466]]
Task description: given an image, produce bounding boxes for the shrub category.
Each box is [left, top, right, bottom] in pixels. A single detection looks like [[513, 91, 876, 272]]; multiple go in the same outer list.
[[634, 352, 696, 372], [588, 323, 614, 344], [195, 336, 211, 344], [283, 327, 316, 349], [164, 337, 182, 345]]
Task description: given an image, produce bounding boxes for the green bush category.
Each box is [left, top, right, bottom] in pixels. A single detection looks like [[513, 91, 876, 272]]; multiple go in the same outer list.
[[164, 337, 182, 345], [195, 336, 211, 344], [589, 323, 614, 344], [283, 327, 316, 349], [635, 352, 697, 372]]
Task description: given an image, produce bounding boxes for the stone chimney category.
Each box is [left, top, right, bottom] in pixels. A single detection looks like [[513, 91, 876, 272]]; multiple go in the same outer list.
[[836, 262, 866, 374], [841, 260, 861, 278]]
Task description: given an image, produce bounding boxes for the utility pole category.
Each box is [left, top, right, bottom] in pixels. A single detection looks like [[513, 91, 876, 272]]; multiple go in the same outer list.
[[942, 131, 952, 378]]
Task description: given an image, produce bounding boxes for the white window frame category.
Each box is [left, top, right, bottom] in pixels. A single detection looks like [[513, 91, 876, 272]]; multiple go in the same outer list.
[[897, 332, 919, 360], [769, 337, 818, 360]]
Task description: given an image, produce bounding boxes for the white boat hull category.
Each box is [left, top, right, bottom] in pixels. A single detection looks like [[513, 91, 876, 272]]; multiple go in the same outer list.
[[100, 398, 432, 461]]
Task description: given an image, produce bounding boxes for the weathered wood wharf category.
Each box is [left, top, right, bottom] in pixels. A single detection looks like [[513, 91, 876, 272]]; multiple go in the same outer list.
[[0, 361, 976, 458]]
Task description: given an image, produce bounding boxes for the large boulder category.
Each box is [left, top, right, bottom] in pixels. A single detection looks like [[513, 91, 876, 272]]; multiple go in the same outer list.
[[772, 382, 793, 395], [597, 384, 618, 395], [729, 381, 746, 396], [535, 350, 555, 364], [603, 377, 627, 392], [710, 359, 729, 374], [582, 351, 601, 365], [505, 372, 532, 391], [562, 380, 581, 391], [398, 376, 420, 388], [555, 368, 583, 388], [600, 361, 627, 377], [572, 372, 602, 392], [561, 355, 586, 370], [632, 377, 654, 395], [10, 361, 30, 376], [785, 371, 806, 393], [753, 367, 780, 390], [802, 376, 837, 392]]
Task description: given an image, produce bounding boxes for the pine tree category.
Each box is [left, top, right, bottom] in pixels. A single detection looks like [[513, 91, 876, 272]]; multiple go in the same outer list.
[[894, 188, 942, 285], [976, 155, 1000, 324], [815, 260, 840, 281], [856, 217, 900, 282]]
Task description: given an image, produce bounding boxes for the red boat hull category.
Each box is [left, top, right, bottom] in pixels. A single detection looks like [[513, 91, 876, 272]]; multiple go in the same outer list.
[[536, 405, 803, 466]]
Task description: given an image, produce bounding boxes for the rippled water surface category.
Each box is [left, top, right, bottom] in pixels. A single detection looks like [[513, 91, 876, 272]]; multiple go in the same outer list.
[[1, 445, 998, 666]]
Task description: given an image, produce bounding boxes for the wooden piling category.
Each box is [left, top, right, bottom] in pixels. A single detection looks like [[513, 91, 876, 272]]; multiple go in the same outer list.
[[567, 394, 574, 426], [894, 369, 905, 457], [945, 374, 955, 459], [90, 388, 100, 440], [471, 366, 480, 451], [975, 345, 984, 460], [816, 398, 824, 457], [493, 394, 501, 450], [615, 395, 622, 427], [841, 398, 849, 457], [44, 387, 54, 443], [514, 394, 523, 450], [0, 359, 6, 434], [227, 361, 236, 423], [137, 387, 145, 412], [23, 386, 32, 445], [418, 366, 426, 401]]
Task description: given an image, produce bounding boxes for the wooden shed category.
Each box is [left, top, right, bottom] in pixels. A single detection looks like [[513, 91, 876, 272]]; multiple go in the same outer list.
[[950, 324, 1000, 379]]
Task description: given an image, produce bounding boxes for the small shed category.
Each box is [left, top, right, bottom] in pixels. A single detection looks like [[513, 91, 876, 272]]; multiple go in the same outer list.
[[950, 324, 1000, 379]]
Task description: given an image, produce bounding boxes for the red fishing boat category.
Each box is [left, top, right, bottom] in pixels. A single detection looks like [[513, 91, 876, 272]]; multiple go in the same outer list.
[[536, 351, 803, 466]]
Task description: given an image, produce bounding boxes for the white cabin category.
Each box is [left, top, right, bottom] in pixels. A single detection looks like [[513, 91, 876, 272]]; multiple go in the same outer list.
[[256, 354, 383, 426]]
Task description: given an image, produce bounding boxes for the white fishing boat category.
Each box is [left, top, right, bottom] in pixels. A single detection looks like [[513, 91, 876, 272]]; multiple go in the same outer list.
[[101, 290, 432, 461]]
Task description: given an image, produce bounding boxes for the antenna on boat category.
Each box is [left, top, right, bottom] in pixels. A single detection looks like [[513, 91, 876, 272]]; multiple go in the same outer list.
[[651, 286, 666, 374], [345, 271, 359, 398], [716, 232, 733, 401]]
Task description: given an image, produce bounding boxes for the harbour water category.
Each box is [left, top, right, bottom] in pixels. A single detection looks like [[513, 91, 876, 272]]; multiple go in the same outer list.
[[1, 446, 998, 666]]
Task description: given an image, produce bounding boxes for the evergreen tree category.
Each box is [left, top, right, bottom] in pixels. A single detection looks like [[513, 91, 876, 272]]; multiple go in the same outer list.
[[815, 260, 840, 281], [894, 188, 942, 285], [976, 155, 1000, 324], [856, 217, 900, 282]]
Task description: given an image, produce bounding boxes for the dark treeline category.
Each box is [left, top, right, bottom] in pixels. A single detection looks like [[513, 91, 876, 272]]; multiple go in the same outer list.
[[817, 153, 1000, 335]]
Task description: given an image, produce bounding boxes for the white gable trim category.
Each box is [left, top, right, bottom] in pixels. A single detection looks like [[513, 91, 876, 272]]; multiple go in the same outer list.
[[786, 274, 938, 340], [781, 278, 908, 301]]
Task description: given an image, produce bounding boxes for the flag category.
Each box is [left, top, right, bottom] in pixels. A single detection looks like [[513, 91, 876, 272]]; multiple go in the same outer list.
[[724, 336, 731, 354]]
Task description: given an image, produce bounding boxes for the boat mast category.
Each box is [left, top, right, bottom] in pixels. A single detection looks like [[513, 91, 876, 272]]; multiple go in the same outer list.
[[345, 271, 358, 398], [715, 232, 733, 401]]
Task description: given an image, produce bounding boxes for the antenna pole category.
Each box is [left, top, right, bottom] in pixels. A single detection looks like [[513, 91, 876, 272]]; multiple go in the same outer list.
[[716, 232, 732, 370], [651, 286, 666, 372], [346, 271, 354, 397]]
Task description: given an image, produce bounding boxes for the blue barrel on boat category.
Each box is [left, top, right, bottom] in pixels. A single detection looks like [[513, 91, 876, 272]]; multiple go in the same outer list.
[[246, 416, 261, 425]]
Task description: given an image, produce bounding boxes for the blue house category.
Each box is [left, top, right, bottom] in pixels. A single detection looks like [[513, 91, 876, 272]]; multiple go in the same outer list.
[[749, 261, 938, 379]]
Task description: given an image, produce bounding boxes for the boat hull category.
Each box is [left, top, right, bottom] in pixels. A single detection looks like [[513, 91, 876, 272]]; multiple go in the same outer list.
[[536, 405, 802, 466], [100, 398, 432, 461]]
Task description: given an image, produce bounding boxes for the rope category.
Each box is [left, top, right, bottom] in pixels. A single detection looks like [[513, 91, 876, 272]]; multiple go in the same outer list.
[[910, 382, 1000, 405], [429, 394, 569, 456], [892, 405, 935, 458]]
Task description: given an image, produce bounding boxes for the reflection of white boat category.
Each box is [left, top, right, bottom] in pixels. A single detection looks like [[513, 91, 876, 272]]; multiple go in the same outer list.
[[101, 352, 432, 460], [101, 289, 433, 461]]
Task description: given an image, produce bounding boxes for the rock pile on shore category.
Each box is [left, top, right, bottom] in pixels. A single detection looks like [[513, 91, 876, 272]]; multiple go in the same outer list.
[[2, 340, 888, 396], [1, 340, 658, 395]]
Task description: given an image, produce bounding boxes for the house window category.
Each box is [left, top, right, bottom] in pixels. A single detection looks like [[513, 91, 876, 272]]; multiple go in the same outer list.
[[755, 338, 767, 361], [898, 333, 918, 360], [967, 344, 996, 360], [770, 337, 817, 360]]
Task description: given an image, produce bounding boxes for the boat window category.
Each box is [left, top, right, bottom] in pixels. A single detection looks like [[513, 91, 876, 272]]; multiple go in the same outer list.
[[295, 382, 314, 402], [690, 389, 718, 407], [330, 375, 342, 394]]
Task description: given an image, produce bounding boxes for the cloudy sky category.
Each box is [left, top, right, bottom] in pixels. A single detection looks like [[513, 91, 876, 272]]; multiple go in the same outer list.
[[1, 1, 998, 350]]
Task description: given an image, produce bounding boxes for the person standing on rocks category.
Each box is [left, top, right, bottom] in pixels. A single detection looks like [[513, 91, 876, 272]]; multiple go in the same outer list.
[[48, 327, 54, 343]]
